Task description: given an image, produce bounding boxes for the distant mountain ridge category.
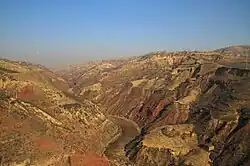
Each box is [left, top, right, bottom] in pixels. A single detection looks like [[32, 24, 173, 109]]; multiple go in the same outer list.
[[58, 45, 250, 165], [1, 45, 250, 166], [214, 45, 250, 57]]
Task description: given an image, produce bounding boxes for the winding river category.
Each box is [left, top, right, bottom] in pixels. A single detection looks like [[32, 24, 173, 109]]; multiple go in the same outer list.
[[104, 116, 140, 163]]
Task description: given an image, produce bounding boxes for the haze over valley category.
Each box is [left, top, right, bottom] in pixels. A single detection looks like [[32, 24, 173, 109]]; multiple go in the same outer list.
[[1, 0, 250, 166]]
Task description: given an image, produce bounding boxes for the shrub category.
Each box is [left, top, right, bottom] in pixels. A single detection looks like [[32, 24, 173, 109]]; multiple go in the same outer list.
[[0, 89, 9, 99]]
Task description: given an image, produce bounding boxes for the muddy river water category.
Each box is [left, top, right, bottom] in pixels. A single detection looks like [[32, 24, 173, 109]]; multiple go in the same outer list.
[[104, 116, 140, 164]]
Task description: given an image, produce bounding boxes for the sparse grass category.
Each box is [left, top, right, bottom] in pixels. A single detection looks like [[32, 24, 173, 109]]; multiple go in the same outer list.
[[143, 124, 197, 156], [0, 90, 9, 99], [176, 89, 200, 105], [131, 79, 147, 87], [0, 58, 124, 166], [183, 148, 210, 166]]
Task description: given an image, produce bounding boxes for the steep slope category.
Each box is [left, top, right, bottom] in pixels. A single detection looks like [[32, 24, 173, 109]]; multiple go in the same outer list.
[[125, 66, 250, 166], [58, 51, 221, 126], [214, 45, 250, 57], [0, 59, 120, 166], [59, 49, 250, 165]]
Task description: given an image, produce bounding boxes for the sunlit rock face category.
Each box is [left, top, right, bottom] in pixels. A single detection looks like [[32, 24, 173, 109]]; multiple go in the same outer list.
[[1, 45, 250, 166], [0, 58, 120, 166], [59, 47, 250, 165], [124, 61, 250, 165]]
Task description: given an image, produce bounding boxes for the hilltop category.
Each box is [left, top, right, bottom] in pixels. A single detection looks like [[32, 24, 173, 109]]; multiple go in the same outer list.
[[0, 58, 120, 166], [214, 45, 250, 57], [1, 45, 250, 166], [58, 47, 250, 166]]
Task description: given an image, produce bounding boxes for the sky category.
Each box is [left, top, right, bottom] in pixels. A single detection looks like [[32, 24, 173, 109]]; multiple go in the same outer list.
[[0, 0, 250, 67]]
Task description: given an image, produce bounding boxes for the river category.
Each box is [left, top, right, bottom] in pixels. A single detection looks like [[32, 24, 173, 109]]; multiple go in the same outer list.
[[104, 116, 140, 165]]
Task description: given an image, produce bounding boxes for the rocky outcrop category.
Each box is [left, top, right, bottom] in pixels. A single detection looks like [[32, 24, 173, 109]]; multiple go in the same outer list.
[[124, 65, 250, 166], [56, 51, 250, 165], [2, 47, 250, 165], [0, 59, 121, 166]]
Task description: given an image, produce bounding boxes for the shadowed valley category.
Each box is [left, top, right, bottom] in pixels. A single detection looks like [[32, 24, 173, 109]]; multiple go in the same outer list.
[[1, 45, 250, 165]]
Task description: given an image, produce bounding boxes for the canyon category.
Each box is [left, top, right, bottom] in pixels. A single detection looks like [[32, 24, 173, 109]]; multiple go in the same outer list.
[[1, 45, 250, 166]]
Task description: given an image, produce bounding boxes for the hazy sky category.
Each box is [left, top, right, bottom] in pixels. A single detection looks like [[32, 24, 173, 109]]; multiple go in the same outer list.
[[1, 0, 250, 66]]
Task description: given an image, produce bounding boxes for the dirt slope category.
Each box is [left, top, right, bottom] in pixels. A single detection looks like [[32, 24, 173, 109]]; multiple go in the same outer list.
[[0, 58, 120, 166], [59, 49, 250, 165], [1, 46, 250, 165]]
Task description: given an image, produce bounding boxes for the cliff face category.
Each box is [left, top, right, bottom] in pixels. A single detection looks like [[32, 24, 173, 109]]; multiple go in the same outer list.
[[1, 47, 250, 166], [60, 50, 250, 165], [0, 59, 120, 166], [125, 66, 250, 166], [58, 52, 219, 126]]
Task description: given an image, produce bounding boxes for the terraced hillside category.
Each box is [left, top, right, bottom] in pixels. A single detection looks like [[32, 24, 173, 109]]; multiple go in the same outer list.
[[59, 46, 250, 166], [0, 59, 120, 166], [1, 45, 250, 166]]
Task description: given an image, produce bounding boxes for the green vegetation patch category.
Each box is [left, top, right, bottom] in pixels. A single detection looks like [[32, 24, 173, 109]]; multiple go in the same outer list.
[[0, 89, 9, 99]]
